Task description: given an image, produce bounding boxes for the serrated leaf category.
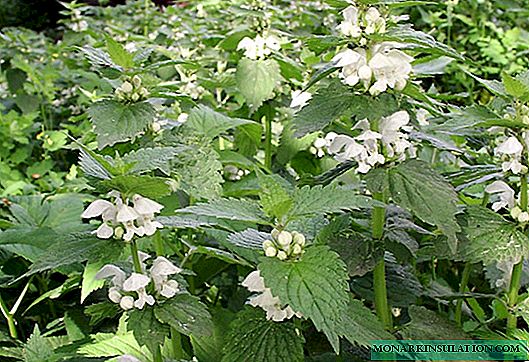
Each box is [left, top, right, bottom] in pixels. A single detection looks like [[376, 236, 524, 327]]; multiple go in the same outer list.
[[101, 175, 175, 199], [81, 261, 105, 304], [191, 308, 234, 362], [88, 100, 156, 149], [154, 294, 213, 337], [78, 148, 113, 180], [185, 105, 256, 139], [122, 147, 183, 175], [460, 205, 529, 265], [287, 184, 376, 221], [401, 305, 467, 339], [175, 198, 268, 224], [502, 72, 529, 100], [339, 298, 395, 347], [227, 228, 270, 249], [222, 307, 304, 362], [259, 245, 349, 353], [24, 325, 57, 362], [236, 58, 281, 111], [106, 37, 134, 69], [128, 308, 169, 354], [387, 160, 460, 252], [78, 46, 122, 72], [85, 302, 120, 326], [257, 173, 293, 220], [78, 331, 149, 359]]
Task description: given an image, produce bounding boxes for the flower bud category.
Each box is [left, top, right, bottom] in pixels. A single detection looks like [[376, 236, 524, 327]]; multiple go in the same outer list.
[[292, 232, 305, 246], [132, 75, 142, 87], [131, 93, 140, 102], [114, 226, 124, 239], [511, 206, 522, 219], [277, 250, 287, 260], [358, 65, 372, 81], [519, 212, 529, 223], [121, 81, 133, 93], [277, 231, 292, 247], [119, 295, 134, 310], [271, 228, 280, 240], [292, 244, 302, 255], [265, 246, 277, 257], [263, 240, 274, 249]]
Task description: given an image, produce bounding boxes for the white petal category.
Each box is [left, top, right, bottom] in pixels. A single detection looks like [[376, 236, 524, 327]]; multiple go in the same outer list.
[[120, 296, 134, 310], [123, 273, 150, 291], [496, 137, 523, 155], [132, 195, 164, 215], [242, 270, 266, 292], [81, 200, 114, 219], [117, 205, 138, 223], [108, 287, 122, 303], [151, 256, 182, 277], [95, 223, 114, 239], [95, 265, 126, 286]]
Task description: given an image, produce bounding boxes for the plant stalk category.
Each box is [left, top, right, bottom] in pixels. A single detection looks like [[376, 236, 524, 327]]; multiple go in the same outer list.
[[130, 240, 143, 273], [372, 192, 392, 329], [264, 105, 273, 170], [0, 294, 17, 339], [507, 173, 528, 332], [455, 262, 471, 326]]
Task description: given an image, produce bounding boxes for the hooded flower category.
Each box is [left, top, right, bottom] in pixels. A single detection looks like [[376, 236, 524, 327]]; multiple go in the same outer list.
[[378, 110, 415, 159], [337, 5, 361, 37], [150, 256, 182, 298], [495, 136, 525, 174], [122, 273, 155, 309], [81, 199, 118, 239], [368, 42, 413, 95], [242, 270, 302, 322], [332, 48, 371, 87], [485, 181, 516, 212], [132, 194, 164, 236], [237, 34, 281, 60]]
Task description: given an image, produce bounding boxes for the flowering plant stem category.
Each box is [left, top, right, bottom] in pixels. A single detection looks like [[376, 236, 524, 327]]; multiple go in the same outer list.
[[507, 173, 528, 332], [454, 262, 471, 326], [0, 294, 17, 339], [264, 104, 273, 170], [130, 241, 143, 274], [372, 192, 392, 329]]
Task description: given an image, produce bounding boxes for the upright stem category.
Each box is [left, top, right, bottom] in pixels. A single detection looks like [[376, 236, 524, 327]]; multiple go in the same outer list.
[[264, 105, 273, 170], [154, 232, 164, 257], [372, 192, 392, 329], [154, 345, 163, 362], [507, 173, 528, 332], [130, 241, 143, 273], [0, 294, 17, 339], [455, 262, 472, 326]]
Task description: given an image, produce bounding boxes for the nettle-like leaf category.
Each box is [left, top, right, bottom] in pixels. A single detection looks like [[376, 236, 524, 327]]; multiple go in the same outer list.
[[227, 228, 270, 249], [401, 305, 467, 339], [23, 325, 57, 362], [257, 173, 293, 220], [153, 293, 213, 337], [121, 147, 183, 175], [287, 184, 376, 221], [101, 175, 176, 199], [78, 46, 122, 72], [185, 105, 256, 139], [339, 298, 395, 347], [105, 36, 134, 69], [174, 198, 269, 224], [236, 58, 281, 111], [259, 245, 349, 353], [222, 307, 304, 362], [460, 205, 529, 265], [366, 160, 460, 252], [128, 308, 169, 355], [88, 100, 156, 149]]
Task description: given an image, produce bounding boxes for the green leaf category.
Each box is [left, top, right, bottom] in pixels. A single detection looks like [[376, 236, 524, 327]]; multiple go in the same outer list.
[[154, 293, 213, 337], [78, 147, 114, 180], [80, 261, 105, 304], [236, 58, 281, 112], [105, 37, 134, 69], [23, 325, 57, 362], [259, 245, 349, 353], [387, 160, 460, 252], [502, 72, 529, 100], [175, 198, 268, 224], [227, 228, 270, 249], [401, 305, 467, 339], [88, 100, 156, 149], [78, 46, 122, 72], [257, 173, 293, 220], [287, 184, 376, 221], [78, 331, 149, 359], [185, 105, 256, 139], [191, 308, 234, 362], [122, 147, 183, 175], [222, 307, 304, 362], [460, 205, 529, 265], [101, 175, 176, 199], [339, 298, 395, 347], [128, 308, 169, 354]]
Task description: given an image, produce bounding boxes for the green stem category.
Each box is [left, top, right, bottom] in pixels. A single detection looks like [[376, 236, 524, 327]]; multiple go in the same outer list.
[[154, 232, 164, 257], [143, 0, 149, 36], [372, 192, 392, 329], [455, 262, 472, 326], [130, 241, 143, 273], [171, 327, 184, 359], [154, 345, 163, 362], [0, 294, 17, 339], [506, 173, 528, 332], [264, 105, 273, 170]]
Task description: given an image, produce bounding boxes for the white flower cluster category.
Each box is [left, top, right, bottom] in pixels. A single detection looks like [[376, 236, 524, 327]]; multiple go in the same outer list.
[[237, 34, 280, 60], [486, 180, 529, 223], [96, 254, 182, 310], [81, 192, 164, 242], [333, 42, 413, 95], [223, 165, 250, 181], [263, 229, 306, 261], [115, 75, 149, 103], [69, 9, 88, 32], [337, 4, 386, 39], [494, 136, 527, 175], [325, 110, 415, 173], [242, 270, 302, 322]]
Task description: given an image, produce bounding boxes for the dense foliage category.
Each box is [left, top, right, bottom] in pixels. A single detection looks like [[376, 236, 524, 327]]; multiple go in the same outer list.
[[1, 0, 529, 361]]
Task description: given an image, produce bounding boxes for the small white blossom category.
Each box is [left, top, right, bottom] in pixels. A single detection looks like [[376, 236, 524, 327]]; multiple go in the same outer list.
[[237, 34, 281, 60], [311, 137, 327, 157], [290, 90, 312, 110], [368, 42, 413, 95], [485, 181, 516, 212], [337, 5, 361, 37], [150, 257, 182, 298], [495, 136, 525, 174], [332, 49, 371, 87]]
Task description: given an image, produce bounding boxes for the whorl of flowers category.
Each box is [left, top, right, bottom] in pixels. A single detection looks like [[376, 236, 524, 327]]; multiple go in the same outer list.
[[485, 180, 529, 224], [237, 33, 281, 60], [95, 254, 182, 311], [242, 270, 302, 322], [81, 191, 164, 242], [115, 75, 149, 103], [333, 3, 413, 95], [494, 136, 527, 175], [262, 229, 306, 261], [324, 110, 416, 173]]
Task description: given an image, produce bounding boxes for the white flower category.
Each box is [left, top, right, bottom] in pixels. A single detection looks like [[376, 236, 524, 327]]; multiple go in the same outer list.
[[325, 133, 367, 163], [485, 181, 516, 212], [122, 273, 155, 309], [290, 90, 312, 109], [95, 265, 127, 287], [150, 257, 181, 298], [243, 271, 302, 322], [237, 34, 280, 60], [120, 296, 135, 310], [378, 110, 414, 159], [81, 199, 118, 237], [332, 49, 371, 87], [311, 137, 327, 157], [364, 7, 385, 35], [368, 42, 413, 95], [132, 195, 164, 214], [337, 5, 361, 37], [132, 195, 164, 236], [416, 109, 430, 126], [495, 136, 525, 174]]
